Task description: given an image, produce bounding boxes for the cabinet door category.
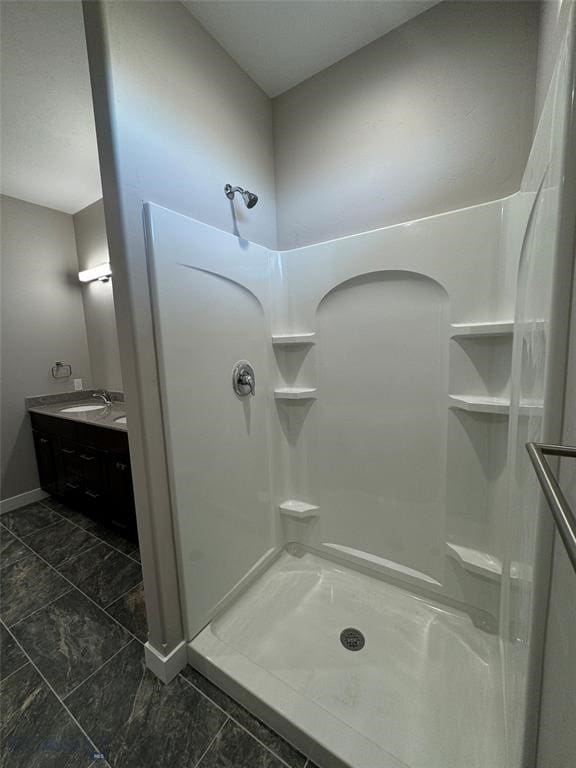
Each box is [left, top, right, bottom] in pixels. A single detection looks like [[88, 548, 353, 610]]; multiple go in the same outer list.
[[58, 439, 85, 499], [107, 454, 137, 533], [32, 430, 58, 494], [78, 446, 109, 508]]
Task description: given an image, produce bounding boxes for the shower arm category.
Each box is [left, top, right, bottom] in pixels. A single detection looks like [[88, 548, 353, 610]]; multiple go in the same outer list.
[[225, 185, 244, 199], [526, 442, 576, 573]]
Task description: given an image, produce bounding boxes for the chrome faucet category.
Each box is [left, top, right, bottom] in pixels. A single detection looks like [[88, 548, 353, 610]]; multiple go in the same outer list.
[[92, 389, 113, 406]]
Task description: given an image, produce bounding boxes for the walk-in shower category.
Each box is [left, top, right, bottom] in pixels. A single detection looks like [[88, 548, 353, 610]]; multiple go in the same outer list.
[[143, 16, 575, 760]]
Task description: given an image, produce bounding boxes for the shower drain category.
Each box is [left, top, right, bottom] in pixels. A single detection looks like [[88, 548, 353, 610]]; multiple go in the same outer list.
[[340, 628, 365, 651]]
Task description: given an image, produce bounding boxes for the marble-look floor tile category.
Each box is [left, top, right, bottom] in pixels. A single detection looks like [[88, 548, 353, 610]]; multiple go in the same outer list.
[[181, 666, 307, 768], [198, 720, 286, 768], [0, 526, 31, 568], [0, 553, 70, 626], [66, 640, 227, 768], [105, 583, 147, 641], [0, 623, 27, 681], [23, 520, 98, 568], [1, 503, 61, 538], [84, 521, 140, 561], [41, 498, 96, 530], [60, 543, 142, 608], [12, 590, 131, 697], [0, 663, 94, 768]]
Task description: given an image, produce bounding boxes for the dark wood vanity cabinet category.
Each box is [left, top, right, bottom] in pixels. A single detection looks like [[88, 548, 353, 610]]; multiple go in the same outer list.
[[32, 429, 59, 496], [30, 412, 137, 535]]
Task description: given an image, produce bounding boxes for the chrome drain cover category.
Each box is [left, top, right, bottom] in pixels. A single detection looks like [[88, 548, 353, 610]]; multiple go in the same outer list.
[[340, 627, 365, 651]]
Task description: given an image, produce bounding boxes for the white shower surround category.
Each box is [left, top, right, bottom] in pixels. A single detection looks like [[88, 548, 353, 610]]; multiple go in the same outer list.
[[144, 192, 525, 766], [146, 192, 522, 633]]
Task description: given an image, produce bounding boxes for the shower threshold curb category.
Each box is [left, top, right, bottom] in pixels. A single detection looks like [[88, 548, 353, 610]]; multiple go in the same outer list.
[[187, 631, 408, 768]]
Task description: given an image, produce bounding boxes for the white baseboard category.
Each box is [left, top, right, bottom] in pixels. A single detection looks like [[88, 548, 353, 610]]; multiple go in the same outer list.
[[0, 488, 49, 514], [145, 640, 187, 684]]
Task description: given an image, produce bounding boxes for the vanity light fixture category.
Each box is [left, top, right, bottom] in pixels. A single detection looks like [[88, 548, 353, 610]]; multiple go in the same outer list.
[[78, 263, 112, 283]]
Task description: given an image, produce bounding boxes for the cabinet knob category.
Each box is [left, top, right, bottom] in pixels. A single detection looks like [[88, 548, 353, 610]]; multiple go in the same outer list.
[[65, 481, 80, 490], [80, 454, 95, 462], [115, 462, 128, 471], [61, 447, 75, 455], [39, 438, 49, 445]]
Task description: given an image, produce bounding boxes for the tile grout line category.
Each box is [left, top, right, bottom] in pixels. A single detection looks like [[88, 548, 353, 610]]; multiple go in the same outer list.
[[5, 527, 145, 647], [7, 514, 111, 572], [192, 717, 230, 768], [8, 587, 74, 630], [0, 507, 62, 539], [179, 673, 305, 768], [1, 621, 106, 763], [0, 659, 31, 685], [103, 579, 144, 611], [38, 499, 141, 565], [0, 523, 37, 566], [30, 504, 139, 568], [62, 637, 136, 702]]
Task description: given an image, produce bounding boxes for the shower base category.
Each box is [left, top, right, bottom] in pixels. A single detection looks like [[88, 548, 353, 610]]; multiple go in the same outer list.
[[188, 548, 505, 768]]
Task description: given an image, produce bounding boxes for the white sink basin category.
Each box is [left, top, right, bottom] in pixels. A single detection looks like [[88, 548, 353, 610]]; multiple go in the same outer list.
[[115, 416, 127, 424], [60, 404, 106, 413]]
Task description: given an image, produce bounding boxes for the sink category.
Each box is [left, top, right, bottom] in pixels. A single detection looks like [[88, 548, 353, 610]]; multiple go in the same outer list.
[[60, 404, 106, 413], [115, 416, 127, 424]]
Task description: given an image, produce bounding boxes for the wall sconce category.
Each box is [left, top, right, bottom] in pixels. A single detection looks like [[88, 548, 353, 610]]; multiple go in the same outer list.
[[78, 263, 112, 283]]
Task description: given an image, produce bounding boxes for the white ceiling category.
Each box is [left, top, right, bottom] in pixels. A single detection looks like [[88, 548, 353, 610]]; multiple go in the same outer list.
[[0, 1, 101, 215], [185, 1, 440, 97]]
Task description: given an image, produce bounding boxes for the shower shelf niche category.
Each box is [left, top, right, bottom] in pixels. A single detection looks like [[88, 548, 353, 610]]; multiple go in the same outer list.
[[450, 320, 514, 338], [278, 500, 320, 519], [274, 387, 317, 400], [448, 394, 510, 415], [272, 333, 316, 346], [448, 395, 543, 416], [446, 542, 502, 581]]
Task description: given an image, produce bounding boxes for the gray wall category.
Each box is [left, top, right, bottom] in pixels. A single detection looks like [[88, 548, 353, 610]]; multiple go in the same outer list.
[[94, 0, 277, 248], [74, 199, 122, 391], [273, 1, 539, 250], [0, 195, 92, 500]]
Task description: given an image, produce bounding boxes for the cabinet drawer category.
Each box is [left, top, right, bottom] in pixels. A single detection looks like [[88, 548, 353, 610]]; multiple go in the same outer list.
[[30, 412, 77, 439]]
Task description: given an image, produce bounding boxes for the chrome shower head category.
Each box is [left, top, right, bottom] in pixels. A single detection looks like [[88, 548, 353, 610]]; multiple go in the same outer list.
[[243, 190, 258, 209], [225, 184, 259, 209]]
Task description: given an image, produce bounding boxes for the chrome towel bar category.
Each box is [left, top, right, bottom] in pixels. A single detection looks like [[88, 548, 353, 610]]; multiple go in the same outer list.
[[526, 442, 576, 572]]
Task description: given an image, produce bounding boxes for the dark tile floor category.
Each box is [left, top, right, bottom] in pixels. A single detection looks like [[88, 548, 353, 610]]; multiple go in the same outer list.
[[0, 498, 318, 768]]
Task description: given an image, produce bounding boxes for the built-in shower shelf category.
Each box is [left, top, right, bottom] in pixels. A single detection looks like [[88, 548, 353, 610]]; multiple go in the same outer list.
[[446, 543, 502, 581], [272, 333, 316, 346], [446, 543, 533, 583], [450, 320, 514, 338], [278, 500, 320, 519], [448, 395, 510, 414], [274, 387, 317, 400], [449, 395, 543, 416]]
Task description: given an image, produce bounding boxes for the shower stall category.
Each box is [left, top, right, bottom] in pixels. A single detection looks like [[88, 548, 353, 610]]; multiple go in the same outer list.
[[144, 29, 574, 765], [85, 2, 576, 767]]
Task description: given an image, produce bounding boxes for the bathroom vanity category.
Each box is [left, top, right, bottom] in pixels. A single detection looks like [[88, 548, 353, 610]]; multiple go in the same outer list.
[[28, 396, 136, 536]]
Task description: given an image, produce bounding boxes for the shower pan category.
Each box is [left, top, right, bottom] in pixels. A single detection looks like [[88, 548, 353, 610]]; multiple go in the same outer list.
[[140, 19, 575, 768]]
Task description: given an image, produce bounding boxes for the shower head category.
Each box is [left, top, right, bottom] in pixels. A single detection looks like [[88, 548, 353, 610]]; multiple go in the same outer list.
[[225, 184, 259, 209]]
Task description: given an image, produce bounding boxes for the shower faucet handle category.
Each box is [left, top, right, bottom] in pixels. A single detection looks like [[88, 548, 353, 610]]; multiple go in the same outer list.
[[232, 361, 256, 397], [240, 372, 255, 396]]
